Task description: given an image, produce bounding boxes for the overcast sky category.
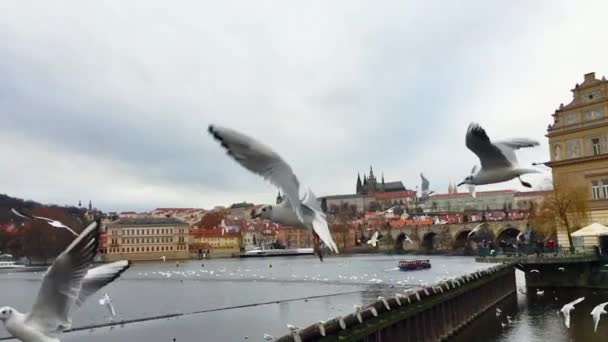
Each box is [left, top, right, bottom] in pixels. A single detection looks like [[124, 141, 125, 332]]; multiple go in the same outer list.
[[1, 1, 607, 212]]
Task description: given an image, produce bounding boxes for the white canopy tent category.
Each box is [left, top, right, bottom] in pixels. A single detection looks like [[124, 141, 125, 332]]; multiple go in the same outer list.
[[571, 223, 608, 251]]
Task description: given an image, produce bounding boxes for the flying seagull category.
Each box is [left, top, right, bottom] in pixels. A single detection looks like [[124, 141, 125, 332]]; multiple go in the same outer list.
[[591, 302, 608, 332], [11, 208, 78, 237], [367, 231, 381, 248], [404, 235, 413, 244], [457, 123, 540, 195], [467, 223, 484, 239], [98, 293, 116, 318], [0, 220, 130, 342], [208, 125, 339, 258], [529, 269, 540, 273], [560, 297, 585, 328]]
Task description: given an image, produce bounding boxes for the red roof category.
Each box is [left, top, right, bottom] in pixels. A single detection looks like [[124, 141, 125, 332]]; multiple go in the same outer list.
[[190, 228, 240, 238], [374, 190, 417, 199]]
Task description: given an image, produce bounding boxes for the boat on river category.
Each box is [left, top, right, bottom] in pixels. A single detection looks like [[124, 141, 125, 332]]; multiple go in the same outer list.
[[239, 248, 314, 258], [398, 259, 431, 271]]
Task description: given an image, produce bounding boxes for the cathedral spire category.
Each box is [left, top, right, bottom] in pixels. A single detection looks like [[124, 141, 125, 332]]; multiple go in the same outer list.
[[356, 173, 363, 194], [276, 191, 283, 204]]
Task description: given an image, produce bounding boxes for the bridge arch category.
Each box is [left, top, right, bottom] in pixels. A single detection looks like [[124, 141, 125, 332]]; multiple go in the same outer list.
[[495, 226, 521, 244], [453, 229, 475, 255], [421, 232, 437, 252]]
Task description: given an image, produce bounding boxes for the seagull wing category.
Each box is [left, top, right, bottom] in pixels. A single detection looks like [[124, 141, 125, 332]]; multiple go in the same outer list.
[[567, 297, 585, 307], [494, 139, 539, 167], [302, 189, 339, 253], [591, 302, 608, 332], [25, 221, 100, 335], [11, 208, 33, 219], [465, 123, 512, 170], [562, 307, 572, 328], [73, 260, 130, 311], [209, 125, 303, 222]]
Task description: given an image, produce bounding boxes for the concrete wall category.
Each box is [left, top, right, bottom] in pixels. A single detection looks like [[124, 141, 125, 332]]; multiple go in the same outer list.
[[276, 264, 516, 342]]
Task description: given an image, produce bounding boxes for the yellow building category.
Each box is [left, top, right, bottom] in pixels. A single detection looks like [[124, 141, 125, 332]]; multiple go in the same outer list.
[[546, 72, 608, 246], [104, 216, 190, 262], [189, 228, 242, 257]]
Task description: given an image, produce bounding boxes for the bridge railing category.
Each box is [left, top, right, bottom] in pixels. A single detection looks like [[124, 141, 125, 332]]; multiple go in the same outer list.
[[276, 263, 515, 342]]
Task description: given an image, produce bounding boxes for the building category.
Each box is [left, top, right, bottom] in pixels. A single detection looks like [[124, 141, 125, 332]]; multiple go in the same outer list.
[[426, 190, 547, 213], [276, 227, 313, 248], [322, 166, 415, 213], [104, 216, 190, 262], [546, 72, 608, 245], [241, 220, 280, 250], [189, 228, 241, 257]]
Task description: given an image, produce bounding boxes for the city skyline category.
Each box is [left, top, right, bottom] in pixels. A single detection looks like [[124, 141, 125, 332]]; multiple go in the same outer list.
[[1, 1, 607, 211]]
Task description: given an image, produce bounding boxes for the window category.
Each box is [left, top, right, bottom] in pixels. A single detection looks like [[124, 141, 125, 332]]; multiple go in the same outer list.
[[554, 145, 562, 161], [593, 138, 601, 155], [592, 181, 601, 199], [565, 112, 578, 125], [603, 180, 608, 198], [567, 140, 581, 158]]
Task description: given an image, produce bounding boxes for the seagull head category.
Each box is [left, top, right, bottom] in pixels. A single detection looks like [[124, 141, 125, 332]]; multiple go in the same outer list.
[[457, 175, 474, 187], [251, 205, 273, 219], [0, 307, 15, 322]]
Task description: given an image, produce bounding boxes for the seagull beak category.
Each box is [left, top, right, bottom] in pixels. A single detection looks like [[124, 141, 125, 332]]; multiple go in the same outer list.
[[457, 182, 465, 187]]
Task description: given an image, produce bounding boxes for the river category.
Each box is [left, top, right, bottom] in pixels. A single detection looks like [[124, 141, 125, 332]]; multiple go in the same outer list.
[[0, 255, 606, 341]]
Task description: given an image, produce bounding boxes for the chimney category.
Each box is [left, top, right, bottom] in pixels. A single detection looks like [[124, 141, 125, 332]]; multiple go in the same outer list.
[[584, 72, 596, 82]]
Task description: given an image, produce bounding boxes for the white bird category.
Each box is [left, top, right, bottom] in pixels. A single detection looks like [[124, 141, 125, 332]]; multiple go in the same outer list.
[[558, 267, 565, 272], [530, 269, 540, 273], [286, 324, 299, 332], [209, 125, 339, 257], [0, 221, 130, 342], [537, 289, 544, 296], [11, 208, 78, 237], [317, 320, 326, 336], [457, 123, 540, 194], [591, 302, 608, 332], [161, 256, 166, 262], [369, 306, 378, 317], [501, 322, 507, 328], [467, 223, 484, 239], [354, 305, 363, 323], [404, 235, 413, 244], [506, 316, 513, 325], [98, 293, 116, 318], [560, 297, 585, 328], [516, 231, 525, 242], [378, 296, 390, 311], [395, 294, 404, 306], [367, 231, 381, 248], [263, 334, 275, 341]]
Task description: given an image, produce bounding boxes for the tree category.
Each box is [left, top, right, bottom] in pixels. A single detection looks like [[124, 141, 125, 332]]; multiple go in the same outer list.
[[532, 179, 589, 252], [368, 201, 381, 212]]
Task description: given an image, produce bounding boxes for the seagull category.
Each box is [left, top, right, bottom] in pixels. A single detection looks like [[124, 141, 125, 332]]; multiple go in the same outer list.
[[369, 306, 378, 317], [337, 316, 346, 330], [354, 305, 363, 323], [501, 322, 507, 328], [467, 223, 484, 239], [516, 231, 525, 241], [506, 316, 513, 325], [161, 256, 166, 263], [11, 208, 78, 237], [395, 294, 404, 306], [591, 302, 608, 332], [530, 269, 540, 273], [537, 289, 544, 295], [98, 293, 116, 318], [263, 334, 275, 341], [286, 324, 299, 332], [558, 267, 565, 272], [404, 235, 413, 244], [457, 123, 540, 195], [367, 231, 381, 248], [208, 125, 339, 259], [0, 220, 130, 342], [560, 297, 585, 328], [378, 296, 390, 311]]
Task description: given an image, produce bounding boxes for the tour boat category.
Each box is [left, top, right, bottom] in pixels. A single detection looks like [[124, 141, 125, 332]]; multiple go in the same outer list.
[[398, 259, 431, 271], [0, 261, 26, 270]]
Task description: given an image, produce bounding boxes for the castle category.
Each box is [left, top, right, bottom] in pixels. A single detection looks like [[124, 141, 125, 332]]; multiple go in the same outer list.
[[356, 165, 406, 195]]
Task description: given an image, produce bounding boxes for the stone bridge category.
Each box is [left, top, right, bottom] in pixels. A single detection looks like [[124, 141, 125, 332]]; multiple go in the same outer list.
[[377, 220, 529, 254]]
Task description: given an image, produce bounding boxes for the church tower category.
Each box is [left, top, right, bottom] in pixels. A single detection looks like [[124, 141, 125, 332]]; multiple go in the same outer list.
[[276, 191, 283, 204], [448, 182, 454, 194], [356, 173, 363, 195]]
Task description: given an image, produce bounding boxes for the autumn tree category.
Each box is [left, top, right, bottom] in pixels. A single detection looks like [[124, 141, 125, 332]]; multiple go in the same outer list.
[[532, 179, 589, 252]]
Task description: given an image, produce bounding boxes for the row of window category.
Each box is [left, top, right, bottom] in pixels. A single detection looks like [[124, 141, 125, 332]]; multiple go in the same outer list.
[[563, 107, 605, 126], [554, 137, 603, 160], [591, 180, 608, 199], [112, 228, 187, 236], [122, 237, 175, 244], [107, 245, 188, 254]]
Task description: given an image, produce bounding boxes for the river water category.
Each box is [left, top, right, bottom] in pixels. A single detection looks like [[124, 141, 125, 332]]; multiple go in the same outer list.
[[0, 255, 606, 341]]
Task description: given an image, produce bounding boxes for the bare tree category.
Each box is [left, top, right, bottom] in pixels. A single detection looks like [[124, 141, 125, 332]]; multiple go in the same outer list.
[[532, 179, 589, 252]]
